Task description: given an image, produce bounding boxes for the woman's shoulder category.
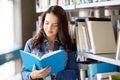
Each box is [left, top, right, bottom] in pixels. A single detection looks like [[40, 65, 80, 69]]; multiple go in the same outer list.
[[24, 38, 33, 52], [25, 38, 33, 45]]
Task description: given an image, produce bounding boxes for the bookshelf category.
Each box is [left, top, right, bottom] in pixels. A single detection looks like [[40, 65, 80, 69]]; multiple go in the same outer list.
[[75, 0, 120, 67]]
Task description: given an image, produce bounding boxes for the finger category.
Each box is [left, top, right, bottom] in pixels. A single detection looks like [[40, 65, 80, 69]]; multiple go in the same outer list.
[[41, 66, 50, 72], [38, 67, 51, 78], [46, 67, 51, 73], [43, 67, 51, 75], [32, 64, 36, 71]]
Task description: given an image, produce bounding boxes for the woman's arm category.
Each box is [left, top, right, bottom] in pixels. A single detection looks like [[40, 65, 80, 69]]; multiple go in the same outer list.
[[21, 39, 33, 80]]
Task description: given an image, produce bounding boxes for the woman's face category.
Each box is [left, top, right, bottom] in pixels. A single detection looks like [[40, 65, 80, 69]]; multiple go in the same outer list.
[[43, 13, 58, 39]]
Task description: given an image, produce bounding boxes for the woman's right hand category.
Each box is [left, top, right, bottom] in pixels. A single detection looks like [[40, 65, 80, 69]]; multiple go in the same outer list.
[[30, 65, 51, 79]]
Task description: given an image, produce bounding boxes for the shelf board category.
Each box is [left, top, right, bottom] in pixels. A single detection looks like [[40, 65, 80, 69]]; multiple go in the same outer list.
[[77, 52, 120, 66], [76, 0, 120, 9]]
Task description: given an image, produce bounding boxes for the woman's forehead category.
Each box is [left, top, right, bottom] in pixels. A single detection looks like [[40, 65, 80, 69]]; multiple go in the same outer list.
[[45, 13, 58, 23]]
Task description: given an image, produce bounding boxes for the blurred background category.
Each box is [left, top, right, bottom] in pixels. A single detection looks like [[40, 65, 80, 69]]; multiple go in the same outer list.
[[0, 0, 37, 79]]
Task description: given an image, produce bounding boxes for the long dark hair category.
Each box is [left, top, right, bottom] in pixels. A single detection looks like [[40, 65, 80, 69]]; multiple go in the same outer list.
[[32, 5, 73, 51]]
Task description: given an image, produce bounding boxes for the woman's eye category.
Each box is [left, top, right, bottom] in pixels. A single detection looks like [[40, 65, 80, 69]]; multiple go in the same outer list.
[[45, 23, 48, 25], [52, 24, 58, 27]]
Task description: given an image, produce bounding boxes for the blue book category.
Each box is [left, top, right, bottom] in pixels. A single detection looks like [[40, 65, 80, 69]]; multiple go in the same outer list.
[[19, 50, 65, 76], [88, 62, 118, 80]]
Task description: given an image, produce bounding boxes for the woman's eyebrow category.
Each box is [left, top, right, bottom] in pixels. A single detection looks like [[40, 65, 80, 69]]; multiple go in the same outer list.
[[45, 19, 58, 24], [53, 21, 58, 24], [45, 20, 49, 22]]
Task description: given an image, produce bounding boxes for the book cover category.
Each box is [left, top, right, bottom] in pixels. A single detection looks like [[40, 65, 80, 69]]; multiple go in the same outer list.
[[19, 50, 65, 76], [86, 17, 116, 54]]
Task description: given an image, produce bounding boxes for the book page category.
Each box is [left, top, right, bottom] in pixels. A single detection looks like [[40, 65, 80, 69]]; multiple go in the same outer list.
[[40, 50, 62, 60], [25, 51, 41, 60]]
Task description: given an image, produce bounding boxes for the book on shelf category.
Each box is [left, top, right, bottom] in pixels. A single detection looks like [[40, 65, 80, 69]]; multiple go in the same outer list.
[[76, 24, 80, 52], [88, 62, 118, 80], [109, 74, 120, 80], [117, 19, 120, 32], [76, 18, 87, 52], [111, 15, 120, 42], [36, 0, 39, 9], [116, 31, 120, 60], [68, 21, 76, 44], [75, 18, 84, 52], [75, 18, 91, 53], [19, 50, 65, 76], [86, 17, 116, 54]]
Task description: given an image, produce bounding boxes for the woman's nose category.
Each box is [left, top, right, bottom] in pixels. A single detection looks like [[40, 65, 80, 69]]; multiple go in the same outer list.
[[47, 24, 52, 30]]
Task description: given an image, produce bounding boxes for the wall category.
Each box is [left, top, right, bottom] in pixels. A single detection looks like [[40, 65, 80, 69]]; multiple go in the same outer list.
[[21, 0, 36, 49]]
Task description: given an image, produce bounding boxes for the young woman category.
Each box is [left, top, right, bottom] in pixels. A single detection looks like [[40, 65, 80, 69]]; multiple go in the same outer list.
[[21, 5, 79, 80]]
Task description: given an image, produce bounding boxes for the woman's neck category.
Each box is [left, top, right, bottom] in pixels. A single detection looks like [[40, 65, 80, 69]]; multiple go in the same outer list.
[[46, 36, 56, 43], [46, 36, 56, 50]]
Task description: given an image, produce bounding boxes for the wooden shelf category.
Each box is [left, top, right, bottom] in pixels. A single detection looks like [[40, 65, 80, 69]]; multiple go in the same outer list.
[[76, 0, 120, 9], [77, 52, 120, 66]]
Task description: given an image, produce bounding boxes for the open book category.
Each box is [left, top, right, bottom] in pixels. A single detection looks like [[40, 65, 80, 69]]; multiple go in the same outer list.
[[19, 50, 65, 76]]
